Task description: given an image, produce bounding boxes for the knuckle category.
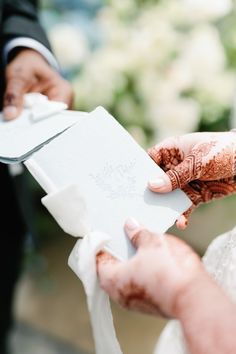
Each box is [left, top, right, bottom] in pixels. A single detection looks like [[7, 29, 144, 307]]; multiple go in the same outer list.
[[6, 77, 28, 90], [6, 61, 16, 73], [135, 229, 149, 238], [148, 146, 161, 162], [6, 63, 25, 79], [130, 229, 145, 244], [131, 229, 155, 246], [99, 271, 117, 293], [4, 92, 18, 105], [166, 169, 181, 189]]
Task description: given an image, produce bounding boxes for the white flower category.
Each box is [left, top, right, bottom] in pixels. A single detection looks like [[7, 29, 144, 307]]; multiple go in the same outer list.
[[129, 10, 179, 69], [98, 8, 129, 45], [73, 48, 129, 108], [48, 24, 89, 68], [72, 0, 234, 140], [197, 71, 236, 107], [149, 98, 200, 141], [103, 0, 137, 15], [180, 25, 227, 84], [115, 96, 142, 124], [136, 69, 161, 103], [182, 0, 232, 21], [166, 59, 194, 92]]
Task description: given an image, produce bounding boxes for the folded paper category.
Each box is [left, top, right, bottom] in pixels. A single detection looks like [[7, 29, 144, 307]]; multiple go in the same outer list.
[[24, 93, 68, 122], [41, 184, 90, 237]]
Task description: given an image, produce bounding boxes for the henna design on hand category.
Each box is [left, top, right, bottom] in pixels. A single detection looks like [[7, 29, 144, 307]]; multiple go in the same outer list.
[[118, 281, 168, 317], [148, 132, 236, 223], [182, 178, 236, 220], [97, 226, 204, 318]]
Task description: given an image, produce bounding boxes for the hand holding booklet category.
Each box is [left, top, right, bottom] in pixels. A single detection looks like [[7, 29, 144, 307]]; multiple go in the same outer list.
[[0, 96, 191, 259], [22, 106, 191, 260], [0, 97, 191, 353]]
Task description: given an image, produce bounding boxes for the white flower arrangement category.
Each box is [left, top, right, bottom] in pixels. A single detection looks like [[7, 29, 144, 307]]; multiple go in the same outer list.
[[62, 0, 236, 144], [48, 23, 89, 68]]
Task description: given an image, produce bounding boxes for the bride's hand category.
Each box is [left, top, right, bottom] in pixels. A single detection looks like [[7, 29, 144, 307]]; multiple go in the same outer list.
[[96, 218, 204, 318], [148, 132, 236, 229]]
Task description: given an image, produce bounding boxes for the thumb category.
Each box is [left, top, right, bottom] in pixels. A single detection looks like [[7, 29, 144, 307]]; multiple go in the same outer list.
[[176, 206, 195, 230], [148, 153, 199, 193], [3, 77, 29, 120]]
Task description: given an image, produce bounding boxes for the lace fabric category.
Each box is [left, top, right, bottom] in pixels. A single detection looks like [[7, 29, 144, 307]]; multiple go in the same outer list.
[[154, 226, 236, 354]]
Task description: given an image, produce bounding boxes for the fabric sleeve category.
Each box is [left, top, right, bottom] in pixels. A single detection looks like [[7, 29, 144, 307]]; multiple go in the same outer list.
[[2, 0, 51, 50]]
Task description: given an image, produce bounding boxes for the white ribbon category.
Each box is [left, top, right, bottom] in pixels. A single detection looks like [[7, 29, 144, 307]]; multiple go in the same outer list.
[[41, 185, 123, 353], [68, 232, 123, 354]]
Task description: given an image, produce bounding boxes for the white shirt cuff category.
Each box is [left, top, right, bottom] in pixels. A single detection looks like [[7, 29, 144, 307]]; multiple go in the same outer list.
[[4, 37, 60, 71]]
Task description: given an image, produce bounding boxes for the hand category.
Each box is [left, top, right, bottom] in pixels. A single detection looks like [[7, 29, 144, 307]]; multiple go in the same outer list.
[[97, 218, 204, 318], [148, 132, 236, 228], [3, 49, 74, 120]]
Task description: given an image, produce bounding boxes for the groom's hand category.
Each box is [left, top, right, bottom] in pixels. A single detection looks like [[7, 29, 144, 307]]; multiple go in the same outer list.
[[148, 132, 236, 229], [3, 48, 74, 120]]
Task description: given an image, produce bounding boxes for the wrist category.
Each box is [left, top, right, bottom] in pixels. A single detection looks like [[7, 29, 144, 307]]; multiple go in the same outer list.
[[8, 47, 42, 62], [16, 48, 45, 59], [173, 269, 215, 319], [173, 266, 236, 354]]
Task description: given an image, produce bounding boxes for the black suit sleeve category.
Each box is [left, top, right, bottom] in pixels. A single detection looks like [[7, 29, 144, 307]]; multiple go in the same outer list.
[[2, 0, 51, 50]]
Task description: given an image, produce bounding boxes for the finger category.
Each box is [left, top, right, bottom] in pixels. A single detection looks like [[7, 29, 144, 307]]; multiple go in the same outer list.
[[30, 62, 71, 103], [96, 250, 118, 268], [166, 156, 196, 190], [148, 173, 172, 193], [3, 77, 30, 120], [148, 145, 163, 166], [202, 179, 236, 201], [175, 204, 195, 230], [174, 178, 236, 230], [176, 214, 188, 230], [124, 218, 162, 248], [175, 182, 200, 229], [37, 72, 74, 108], [47, 84, 73, 108], [96, 251, 124, 298], [175, 181, 198, 229], [148, 136, 183, 168], [182, 206, 195, 222], [149, 150, 202, 193], [148, 137, 188, 193]]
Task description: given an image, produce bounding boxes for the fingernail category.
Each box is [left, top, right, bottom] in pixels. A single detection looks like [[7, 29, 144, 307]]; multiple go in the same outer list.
[[149, 178, 165, 189], [125, 217, 140, 231], [3, 106, 18, 120]]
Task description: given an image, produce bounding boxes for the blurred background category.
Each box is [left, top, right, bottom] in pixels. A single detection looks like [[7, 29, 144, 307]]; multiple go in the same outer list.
[[11, 0, 236, 353]]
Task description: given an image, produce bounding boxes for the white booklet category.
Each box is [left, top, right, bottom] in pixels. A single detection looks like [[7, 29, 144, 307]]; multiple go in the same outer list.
[[25, 107, 191, 260]]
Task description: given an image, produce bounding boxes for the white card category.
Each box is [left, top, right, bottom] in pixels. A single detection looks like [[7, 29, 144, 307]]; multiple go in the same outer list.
[[25, 107, 191, 260]]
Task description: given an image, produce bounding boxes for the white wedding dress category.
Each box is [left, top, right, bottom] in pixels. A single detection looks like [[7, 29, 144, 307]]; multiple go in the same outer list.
[[154, 226, 236, 354]]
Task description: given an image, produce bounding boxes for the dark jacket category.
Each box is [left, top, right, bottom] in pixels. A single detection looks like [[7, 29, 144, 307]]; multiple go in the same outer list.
[[0, 3, 52, 347], [0, 0, 51, 105]]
